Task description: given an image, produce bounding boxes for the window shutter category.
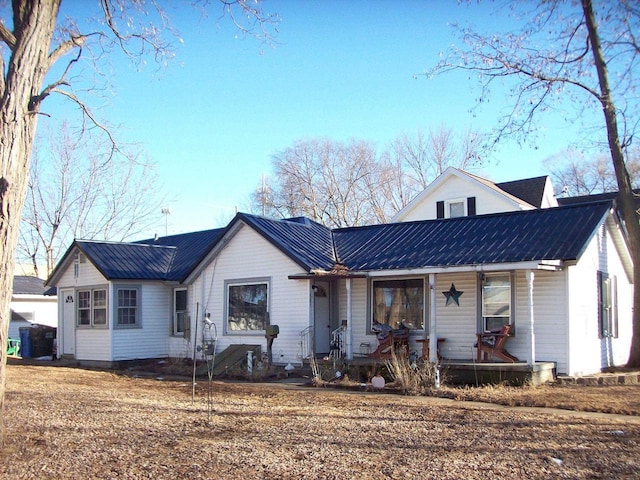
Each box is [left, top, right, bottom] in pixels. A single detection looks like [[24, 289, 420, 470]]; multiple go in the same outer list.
[[467, 197, 476, 216], [436, 201, 444, 219], [597, 271, 604, 338]]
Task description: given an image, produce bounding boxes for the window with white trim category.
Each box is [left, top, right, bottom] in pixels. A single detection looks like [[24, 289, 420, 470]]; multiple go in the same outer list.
[[446, 199, 466, 218], [226, 280, 269, 332], [372, 278, 424, 331], [481, 273, 512, 332], [77, 288, 107, 327], [173, 288, 188, 335], [116, 288, 139, 327]]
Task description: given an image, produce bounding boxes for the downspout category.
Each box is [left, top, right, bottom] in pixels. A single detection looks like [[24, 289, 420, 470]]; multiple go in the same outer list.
[[346, 278, 353, 360], [526, 270, 535, 366]]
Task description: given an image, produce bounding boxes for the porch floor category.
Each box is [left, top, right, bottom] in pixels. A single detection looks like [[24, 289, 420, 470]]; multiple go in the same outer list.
[[309, 354, 556, 386]]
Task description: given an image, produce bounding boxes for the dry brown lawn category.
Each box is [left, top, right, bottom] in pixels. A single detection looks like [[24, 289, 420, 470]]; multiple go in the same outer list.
[[3, 364, 640, 479]]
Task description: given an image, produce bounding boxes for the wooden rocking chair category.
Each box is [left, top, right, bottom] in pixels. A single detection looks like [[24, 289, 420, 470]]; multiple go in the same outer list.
[[369, 325, 410, 359], [475, 324, 519, 363]]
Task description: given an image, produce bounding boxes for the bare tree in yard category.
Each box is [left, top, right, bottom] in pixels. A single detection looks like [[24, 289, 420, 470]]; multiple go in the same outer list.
[[0, 0, 277, 446], [17, 123, 165, 278], [428, 0, 640, 366]]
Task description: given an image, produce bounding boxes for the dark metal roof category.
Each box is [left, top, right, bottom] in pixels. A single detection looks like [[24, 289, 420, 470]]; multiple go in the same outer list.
[[235, 213, 336, 271], [332, 201, 611, 271], [12, 276, 47, 295], [496, 176, 548, 208], [77, 241, 177, 280], [69, 228, 225, 282], [136, 228, 225, 281]]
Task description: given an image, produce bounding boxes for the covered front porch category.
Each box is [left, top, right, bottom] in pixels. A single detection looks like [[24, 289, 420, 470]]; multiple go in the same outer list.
[[298, 267, 558, 384]]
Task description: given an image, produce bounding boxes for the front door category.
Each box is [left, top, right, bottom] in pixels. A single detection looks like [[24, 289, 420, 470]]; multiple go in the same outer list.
[[61, 289, 75, 356], [313, 282, 331, 354]]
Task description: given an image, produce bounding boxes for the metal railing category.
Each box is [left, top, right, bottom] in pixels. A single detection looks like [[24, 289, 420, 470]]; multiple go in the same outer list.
[[297, 326, 314, 362]]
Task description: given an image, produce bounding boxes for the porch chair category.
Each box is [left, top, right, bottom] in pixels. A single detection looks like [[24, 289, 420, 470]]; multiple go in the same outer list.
[[7, 338, 21, 358], [475, 324, 519, 363], [369, 324, 410, 359]]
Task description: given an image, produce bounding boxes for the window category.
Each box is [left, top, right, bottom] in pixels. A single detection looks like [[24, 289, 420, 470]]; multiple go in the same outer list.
[[226, 280, 269, 332], [174, 288, 188, 335], [481, 273, 512, 332], [372, 278, 424, 330], [77, 288, 107, 327], [117, 288, 139, 326], [598, 271, 618, 338], [447, 199, 466, 218], [10, 310, 34, 322]]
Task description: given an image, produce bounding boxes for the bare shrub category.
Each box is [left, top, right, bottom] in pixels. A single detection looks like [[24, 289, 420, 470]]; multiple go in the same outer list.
[[385, 348, 445, 395]]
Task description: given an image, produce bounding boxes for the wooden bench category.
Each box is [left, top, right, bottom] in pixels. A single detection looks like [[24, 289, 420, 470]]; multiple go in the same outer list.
[[369, 327, 410, 359], [475, 325, 519, 363]]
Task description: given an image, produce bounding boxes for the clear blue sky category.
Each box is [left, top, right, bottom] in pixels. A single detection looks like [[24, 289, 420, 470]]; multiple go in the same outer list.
[[42, 0, 592, 236]]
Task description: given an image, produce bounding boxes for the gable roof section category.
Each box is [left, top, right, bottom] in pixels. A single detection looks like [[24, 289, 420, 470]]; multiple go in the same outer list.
[[392, 167, 535, 222], [496, 175, 549, 208], [48, 228, 225, 284], [234, 213, 336, 271], [333, 201, 612, 272], [136, 228, 225, 281]]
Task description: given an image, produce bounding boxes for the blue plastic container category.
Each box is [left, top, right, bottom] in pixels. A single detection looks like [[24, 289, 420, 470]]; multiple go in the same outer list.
[[19, 327, 32, 358]]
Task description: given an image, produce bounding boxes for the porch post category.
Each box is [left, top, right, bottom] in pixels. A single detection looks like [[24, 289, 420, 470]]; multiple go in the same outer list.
[[526, 270, 535, 366], [428, 273, 438, 363], [346, 277, 353, 360]]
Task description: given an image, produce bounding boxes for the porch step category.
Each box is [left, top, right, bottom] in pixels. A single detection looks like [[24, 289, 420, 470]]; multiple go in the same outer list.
[[197, 344, 261, 376]]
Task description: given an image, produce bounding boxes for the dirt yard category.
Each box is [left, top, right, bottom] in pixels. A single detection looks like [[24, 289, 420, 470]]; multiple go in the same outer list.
[[3, 364, 640, 479]]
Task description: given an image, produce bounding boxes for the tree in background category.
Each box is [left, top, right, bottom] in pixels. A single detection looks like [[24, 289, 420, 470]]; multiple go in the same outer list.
[[17, 123, 166, 278], [545, 149, 640, 197], [0, 0, 277, 446], [252, 126, 485, 227], [427, 0, 640, 366]]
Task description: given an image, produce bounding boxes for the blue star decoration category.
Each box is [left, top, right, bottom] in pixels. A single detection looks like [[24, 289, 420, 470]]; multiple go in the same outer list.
[[442, 283, 463, 306]]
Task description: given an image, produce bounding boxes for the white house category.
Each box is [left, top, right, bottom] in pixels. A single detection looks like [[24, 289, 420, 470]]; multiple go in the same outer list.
[[46, 168, 633, 377], [9, 276, 57, 339]]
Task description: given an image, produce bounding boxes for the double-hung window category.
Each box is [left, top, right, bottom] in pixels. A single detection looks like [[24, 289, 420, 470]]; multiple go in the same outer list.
[[174, 288, 188, 336], [116, 288, 139, 327], [481, 273, 512, 332], [372, 278, 424, 331], [598, 271, 618, 338], [77, 288, 107, 327], [226, 280, 269, 332]]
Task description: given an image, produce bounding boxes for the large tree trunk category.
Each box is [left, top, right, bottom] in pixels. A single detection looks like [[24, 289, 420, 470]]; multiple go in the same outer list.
[[581, 0, 640, 367], [0, 0, 60, 446]]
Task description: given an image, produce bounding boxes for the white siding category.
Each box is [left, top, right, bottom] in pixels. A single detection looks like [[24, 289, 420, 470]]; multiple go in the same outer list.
[[112, 283, 171, 361], [516, 270, 568, 373], [565, 224, 633, 376], [432, 274, 478, 360], [75, 329, 111, 361], [9, 296, 58, 338], [190, 224, 311, 365]]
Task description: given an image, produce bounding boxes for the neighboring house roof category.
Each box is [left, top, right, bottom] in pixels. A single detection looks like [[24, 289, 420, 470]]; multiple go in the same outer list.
[[12, 276, 47, 295], [496, 176, 549, 208], [332, 201, 612, 271]]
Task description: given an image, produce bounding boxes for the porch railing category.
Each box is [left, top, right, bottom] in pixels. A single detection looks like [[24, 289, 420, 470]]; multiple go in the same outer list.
[[329, 326, 346, 359], [297, 326, 314, 362]]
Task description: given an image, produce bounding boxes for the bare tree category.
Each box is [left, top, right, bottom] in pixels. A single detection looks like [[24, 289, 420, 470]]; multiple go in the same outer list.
[[17, 122, 166, 277], [254, 128, 485, 226], [544, 149, 640, 196], [427, 0, 640, 366], [0, 0, 277, 446]]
